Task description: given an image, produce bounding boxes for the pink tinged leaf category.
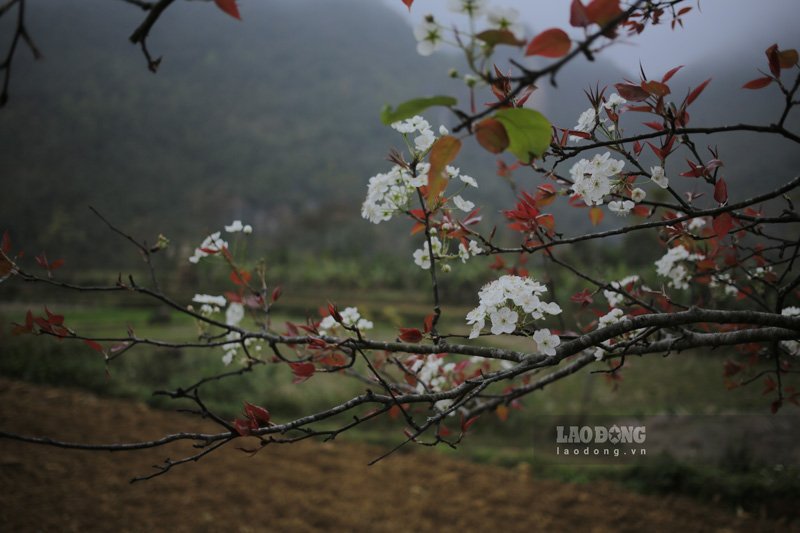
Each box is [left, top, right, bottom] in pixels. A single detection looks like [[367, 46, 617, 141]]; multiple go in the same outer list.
[[686, 78, 711, 105], [289, 362, 316, 384], [243, 401, 271, 426], [742, 76, 773, 90], [661, 65, 684, 83], [714, 178, 728, 204], [84, 339, 104, 353], [712, 212, 733, 237], [614, 83, 649, 102], [213, 0, 241, 20], [569, 0, 590, 27]]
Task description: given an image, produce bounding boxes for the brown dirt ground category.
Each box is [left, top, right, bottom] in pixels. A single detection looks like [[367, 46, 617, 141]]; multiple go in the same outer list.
[[0, 378, 795, 533]]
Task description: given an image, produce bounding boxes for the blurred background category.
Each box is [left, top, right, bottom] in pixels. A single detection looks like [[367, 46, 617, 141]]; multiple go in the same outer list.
[[1, 0, 799, 523]]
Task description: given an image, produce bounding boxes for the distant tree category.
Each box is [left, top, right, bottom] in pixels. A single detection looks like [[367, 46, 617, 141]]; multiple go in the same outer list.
[[1, 0, 799, 480]]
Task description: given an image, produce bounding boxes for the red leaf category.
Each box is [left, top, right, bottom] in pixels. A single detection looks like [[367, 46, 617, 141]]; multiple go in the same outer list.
[[398, 328, 423, 343], [49, 258, 64, 271], [742, 76, 773, 90], [423, 313, 435, 334], [35, 254, 48, 269], [712, 212, 734, 237], [495, 405, 509, 422], [570, 288, 594, 307], [289, 362, 316, 384], [723, 359, 742, 377], [230, 269, 252, 286], [525, 28, 571, 58], [771, 400, 782, 414], [213, 0, 241, 20], [614, 83, 649, 102], [271, 286, 282, 303], [84, 339, 104, 353], [714, 178, 728, 204], [233, 418, 253, 436], [641, 80, 671, 97], [474, 118, 509, 154], [427, 135, 462, 208], [766, 44, 780, 78], [585, 0, 622, 26], [45, 306, 64, 326], [461, 415, 479, 432], [402, 0, 414, 10], [661, 65, 683, 83], [589, 206, 604, 226], [569, 0, 590, 27], [243, 401, 271, 426], [685, 78, 711, 106]]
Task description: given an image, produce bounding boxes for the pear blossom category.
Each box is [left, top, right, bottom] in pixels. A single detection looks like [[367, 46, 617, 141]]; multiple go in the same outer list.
[[447, 0, 487, 17], [687, 217, 706, 231], [603, 93, 627, 110], [570, 152, 624, 206], [655, 245, 704, 289], [569, 106, 598, 142], [414, 18, 444, 56], [225, 302, 244, 327], [603, 275, 639, 307], [533, 328, 561, 356], [466, 275, 560, 339], [487, 6, 522, 35], [192, 294, 226, 307], [490, 307, 518, 335], [319, 306, 373, 336], [459, 174, 478, 187], [609, 200, 635, 216], [452, 195, 475, 212], [631, 188, 646, 203], [650, 166, 669, 188], [189, 231, 228, 264], [225, 220, 244, 233]]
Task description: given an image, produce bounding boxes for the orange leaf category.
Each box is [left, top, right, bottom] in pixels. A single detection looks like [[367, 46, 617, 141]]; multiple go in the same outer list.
[[742, 76, 772, 90], [427, 135, 461, 208], [402, 0, 414, 10], [778, 48, 798, 69], [230, 269, 252, 286], [213, 0, 241, 20], [474, 118, 509, 154], [589, 206, 604, 226], [641, 80, 671, 97], [569, 0, 590, 27], [525, 28, 571, 58], [496, 405, 509, 422]]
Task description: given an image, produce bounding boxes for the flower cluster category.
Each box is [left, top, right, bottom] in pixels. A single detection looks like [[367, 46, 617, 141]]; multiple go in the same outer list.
[[603, 275, 640, 307], [414, 1, 522, 57], [782, 307, 800, 357], [318, 306, 373, 336], [593, 308, 626, 360], [188, 294, 261, 365], [188, 220, 253, 263], [391, 115, 439, 154], [361, 163, 427, 224], [413, 233, 483, 270], [569, 93, 626, 143], [655, 245, 704, 289], [465, 275, 562, 340], [570, 152, 625, 206]]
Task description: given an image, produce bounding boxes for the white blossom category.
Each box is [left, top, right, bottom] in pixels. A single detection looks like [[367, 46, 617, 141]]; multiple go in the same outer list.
[[533, 328, 561, 356], [603, 93, 627, 110], [459, 174, 478, 188], [452, 195, 475, 212], [447, 0, 487, 17], [192, 294, 226, 307], [413, 18, 444, 56], [650, 166, 669, 188], [570, 152, 624, 206], [609, 200, 635, 216], [631, 188, 646, 203], [655, 245, 704, 289], [225, 302, 244, 327], [486, 6, 522, 35], [490, 307, 519, 335], [189, 231, 228, 264], [224, 220, 244, 233]]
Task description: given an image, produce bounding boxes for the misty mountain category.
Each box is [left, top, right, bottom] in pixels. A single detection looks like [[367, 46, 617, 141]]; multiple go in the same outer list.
[[1, 0, 797, 272]]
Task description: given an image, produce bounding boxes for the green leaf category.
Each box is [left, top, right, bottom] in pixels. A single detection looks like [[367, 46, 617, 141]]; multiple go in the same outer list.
[[494, 108, 552, 163], [380, 96, 458, 125]]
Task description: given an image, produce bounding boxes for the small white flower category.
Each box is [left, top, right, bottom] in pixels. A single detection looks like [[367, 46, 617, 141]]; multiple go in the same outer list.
[[448, 0, 487, 17], [413, 246, 431, 270], [533, 328, 561, 356], [243, 225, 253, 234], [609, 200, 635, 216], [631, 188, 646, 203], [687, 217, 706, 231], [486, 6, 522, 35], [452, 195, 475, 212], [603, 93, 627, 110], [490, 307, 518, 335], [225, 220, 244, 233], [651, 166, 669, 188], [439, 125, 449, 136], [225, 302, 245, 327], [413, 19, 444, 56], [459, 174, 478, 188], [193, 294, 227, 307], [782, 307, 800, 317], [414, 130, 436, 152]]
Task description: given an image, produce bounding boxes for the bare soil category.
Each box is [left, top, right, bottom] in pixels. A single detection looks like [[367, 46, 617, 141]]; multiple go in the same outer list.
[[0, 378, 793, 532]]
